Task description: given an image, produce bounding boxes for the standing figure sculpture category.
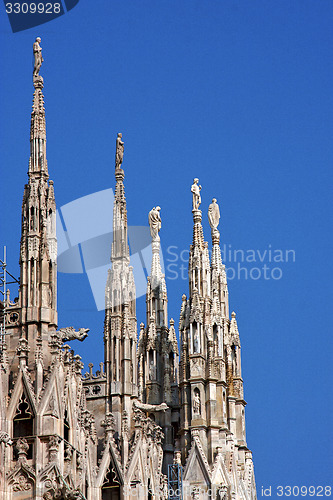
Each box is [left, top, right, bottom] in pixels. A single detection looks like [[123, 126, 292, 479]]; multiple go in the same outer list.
[[191, 178, 202, 210], [208, 198, 220, 230], [33, 37, 43, 78], [148, 206, 161, 241], [193, 390, 201, 415], [115, 133, 124, 169]]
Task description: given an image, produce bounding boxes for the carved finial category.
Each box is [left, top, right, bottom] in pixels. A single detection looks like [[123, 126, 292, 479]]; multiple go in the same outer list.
[[15, 438, 29, 462], [33, 37, 43, 80], [115, 133, 124, 170], [48, 435, 60, 462], [101, 412, 115, 433], [148, 206, 161, 242], [231, 311, 236, 318], [191, 178, 202, 211], [17, 338, 30, 363]]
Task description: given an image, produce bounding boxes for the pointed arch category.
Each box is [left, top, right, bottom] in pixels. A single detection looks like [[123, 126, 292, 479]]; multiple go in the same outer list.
[[125, 435, 145, 488], [7, 461, 35, 496], [183, 439, 211, 490], [38, 367, 62, 419], [7, 369, 37, 448], [211, 452, 230, 490], [96, 438, 123, 490]]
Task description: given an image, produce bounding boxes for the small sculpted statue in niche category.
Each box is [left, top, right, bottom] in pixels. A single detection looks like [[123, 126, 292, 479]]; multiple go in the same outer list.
[[193, 389, 201, 415]]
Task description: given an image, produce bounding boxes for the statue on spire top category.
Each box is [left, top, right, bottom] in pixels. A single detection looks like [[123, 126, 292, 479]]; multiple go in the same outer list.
[[115, 133, 124, 169], [33, 37, 43, 79], [191, 178, 202, 210], [208, 198, 220, 230], [148, 206, 161, 241]]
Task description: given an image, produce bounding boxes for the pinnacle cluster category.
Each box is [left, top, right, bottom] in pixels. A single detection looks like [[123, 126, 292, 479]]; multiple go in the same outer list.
[[0, 40, 257, 500]]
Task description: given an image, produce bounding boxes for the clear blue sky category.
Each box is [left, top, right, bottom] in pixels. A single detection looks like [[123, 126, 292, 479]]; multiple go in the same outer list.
[[1, 0, 333, 496]]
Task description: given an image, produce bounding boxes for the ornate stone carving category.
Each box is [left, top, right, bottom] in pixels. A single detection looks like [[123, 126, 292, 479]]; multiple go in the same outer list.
[[48, 436, 60, 462], [101, 412, 115, 433], [12, 473, 33, 491], [64, 442, 73, 461], [15, 438, 29, 462], [190, 356, 205, 377], [0, 431, 13, 446], [16, 337, 30, 359]]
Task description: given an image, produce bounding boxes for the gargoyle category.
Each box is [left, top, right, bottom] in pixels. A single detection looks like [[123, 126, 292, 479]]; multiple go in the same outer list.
[[56, 327, 89, 342], [133, 400, 168, 412]]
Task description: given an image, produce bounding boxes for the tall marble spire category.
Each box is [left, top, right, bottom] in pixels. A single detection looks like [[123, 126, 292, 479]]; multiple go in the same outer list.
[[104, 134, 137, 447], [208, 198, 229, 318], [137, 206, 179, 472], [178, 180, 256, 497], [6, 38, 58, 373]]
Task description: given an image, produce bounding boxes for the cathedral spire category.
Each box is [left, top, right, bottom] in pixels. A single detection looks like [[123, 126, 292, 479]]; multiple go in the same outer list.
[[30, 37, 48, 179], [111, 133, 130, 263], [208, 197, 229, 318], [138, 206, 168, 400], [137, 206, 179, 471], [104, 134, 137, 434], [147, 206, 167, 326], [5, 38, 58, 372], [189, 178, 210, 299]]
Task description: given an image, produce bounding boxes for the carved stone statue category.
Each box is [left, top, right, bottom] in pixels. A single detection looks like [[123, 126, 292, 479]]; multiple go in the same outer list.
[[193, 390, 201, 415], [193, 328, 200, 353], [115, 133, 124, 169], [134, 400, 168, 412], [33, 37, 43, 78], [56, 327, 89, 342], [191, 178, 202, 210], [149, 359, 157, 380], [208, 198, 220, 230], [148, 206, 161, 241]]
